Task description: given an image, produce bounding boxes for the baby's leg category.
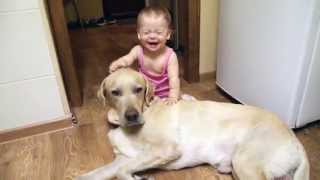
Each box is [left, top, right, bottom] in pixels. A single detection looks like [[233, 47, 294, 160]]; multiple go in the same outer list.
[[108, 108, 120, 125]]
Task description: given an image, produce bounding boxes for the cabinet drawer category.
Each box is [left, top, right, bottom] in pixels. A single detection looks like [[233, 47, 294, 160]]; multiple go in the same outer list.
[[0, 76, 65, 130], [0, 0, 39, 12]]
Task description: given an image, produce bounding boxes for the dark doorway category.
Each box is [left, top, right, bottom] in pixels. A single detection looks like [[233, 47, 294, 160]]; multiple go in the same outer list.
[[107, 0, 145, 19], [47, 0, 200, 107]]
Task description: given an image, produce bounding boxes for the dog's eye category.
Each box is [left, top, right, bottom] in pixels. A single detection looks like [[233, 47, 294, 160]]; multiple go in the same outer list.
[[134, 87, 143, 94], [111, 90, 121, 96]]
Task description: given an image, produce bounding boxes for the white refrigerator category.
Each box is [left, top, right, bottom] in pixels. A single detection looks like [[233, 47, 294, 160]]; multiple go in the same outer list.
[[216, 0, 320, 128]]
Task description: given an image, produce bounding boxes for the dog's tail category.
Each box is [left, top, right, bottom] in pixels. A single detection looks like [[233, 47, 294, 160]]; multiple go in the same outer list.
[[293, 148, 310, 180]]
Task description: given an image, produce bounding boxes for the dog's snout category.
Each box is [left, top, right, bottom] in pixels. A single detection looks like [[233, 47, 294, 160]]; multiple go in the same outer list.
[[125, 108, 139, 123]]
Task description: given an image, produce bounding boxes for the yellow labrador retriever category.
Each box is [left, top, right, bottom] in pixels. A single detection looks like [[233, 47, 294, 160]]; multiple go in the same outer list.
[[76, 68, 309, 180]]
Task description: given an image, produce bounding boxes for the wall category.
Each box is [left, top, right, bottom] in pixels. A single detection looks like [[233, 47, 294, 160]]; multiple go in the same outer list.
[[0, 0, 70, 131], [147, 0, 170, 7], [199, 0, 219, 74]]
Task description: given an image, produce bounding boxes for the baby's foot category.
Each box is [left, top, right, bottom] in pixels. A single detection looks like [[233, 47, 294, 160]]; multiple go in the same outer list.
[[149, 96, 161, 105], [181, 94, 196, 101]]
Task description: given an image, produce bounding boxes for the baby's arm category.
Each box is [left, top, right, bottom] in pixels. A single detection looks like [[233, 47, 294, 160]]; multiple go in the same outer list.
[[109, 45, 139, 73], [166, 53, 180, 104]]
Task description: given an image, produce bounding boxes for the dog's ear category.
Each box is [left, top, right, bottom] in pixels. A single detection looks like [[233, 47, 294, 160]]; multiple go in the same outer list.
[[144, 78, 154, 106], [97, 79, 108, 106]]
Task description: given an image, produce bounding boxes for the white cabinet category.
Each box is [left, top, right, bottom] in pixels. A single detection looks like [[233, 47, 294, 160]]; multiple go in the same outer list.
[[0, 0, 70, 131]]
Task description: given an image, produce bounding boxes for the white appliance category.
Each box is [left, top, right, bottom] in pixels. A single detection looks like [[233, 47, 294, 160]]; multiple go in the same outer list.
[[216, 0, 320, 128]]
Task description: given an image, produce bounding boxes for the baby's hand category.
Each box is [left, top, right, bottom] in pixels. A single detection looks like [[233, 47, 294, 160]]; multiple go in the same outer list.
[[164, 97, 178, 105], [109, 60, 128, 73]]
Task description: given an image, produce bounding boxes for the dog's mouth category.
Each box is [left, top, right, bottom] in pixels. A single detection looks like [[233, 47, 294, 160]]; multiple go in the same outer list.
[[126, 119, 144, 127]]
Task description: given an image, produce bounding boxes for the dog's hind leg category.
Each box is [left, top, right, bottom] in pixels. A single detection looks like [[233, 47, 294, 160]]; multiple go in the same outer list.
[[233, 165, 266, 180], [232, 151, 267, 180]]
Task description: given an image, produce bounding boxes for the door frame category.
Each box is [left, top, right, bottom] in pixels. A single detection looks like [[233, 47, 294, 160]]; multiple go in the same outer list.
[[46, 0, 200, 107], [181, 0, 200, 82], [47, 0, 82, 106]]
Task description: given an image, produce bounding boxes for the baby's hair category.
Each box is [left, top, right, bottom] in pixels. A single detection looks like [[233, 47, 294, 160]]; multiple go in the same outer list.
[[137, 5, 172, 29]]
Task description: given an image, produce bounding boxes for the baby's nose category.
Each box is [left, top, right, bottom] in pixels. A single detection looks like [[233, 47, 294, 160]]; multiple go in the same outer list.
[[149, 32, 157, 38]]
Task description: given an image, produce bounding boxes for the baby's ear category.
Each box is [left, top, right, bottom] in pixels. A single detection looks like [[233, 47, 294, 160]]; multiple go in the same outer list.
[[97, 79, 108, 106], [137, 33, 141, 40], [166, 29, 173, 40], [166, 34, 171, 40]]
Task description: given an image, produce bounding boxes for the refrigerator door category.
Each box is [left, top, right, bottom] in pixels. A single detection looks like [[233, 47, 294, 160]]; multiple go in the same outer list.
[[216, 0, 316, 127], [297, 23, 320, 127]]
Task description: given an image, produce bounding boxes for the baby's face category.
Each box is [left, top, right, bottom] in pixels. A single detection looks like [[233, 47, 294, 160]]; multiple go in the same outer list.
[[137, 15, 171, 53]]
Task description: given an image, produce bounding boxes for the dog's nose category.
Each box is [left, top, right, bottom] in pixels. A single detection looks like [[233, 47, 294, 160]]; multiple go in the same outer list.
[[125, 108, 139, 123]]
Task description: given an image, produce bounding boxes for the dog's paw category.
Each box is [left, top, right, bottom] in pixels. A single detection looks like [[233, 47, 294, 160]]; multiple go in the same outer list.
[[74, 174, 101, 180], [74, 176, 88, 180], [217, 164, 232, 174], [133, 175, 155, 180]]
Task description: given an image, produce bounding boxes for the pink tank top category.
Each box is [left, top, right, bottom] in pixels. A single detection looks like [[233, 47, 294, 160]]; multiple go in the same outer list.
[[138, 46, 173, 98]]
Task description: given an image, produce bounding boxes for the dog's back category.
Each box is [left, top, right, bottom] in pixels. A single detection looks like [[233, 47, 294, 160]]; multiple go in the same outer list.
[[142, 100, 309, 179]]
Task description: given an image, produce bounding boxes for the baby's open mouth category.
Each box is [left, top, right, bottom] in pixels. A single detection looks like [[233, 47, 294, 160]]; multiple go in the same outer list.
[[148, 42, 159, 47]]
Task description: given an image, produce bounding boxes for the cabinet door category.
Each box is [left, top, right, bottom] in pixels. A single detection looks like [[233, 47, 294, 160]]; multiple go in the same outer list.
[[0, 10, 54, 83]]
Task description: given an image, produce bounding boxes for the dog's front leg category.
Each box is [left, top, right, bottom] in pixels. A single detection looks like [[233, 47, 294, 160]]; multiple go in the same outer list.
[[75, 155, 129, 180], [117, 145, 181, 180]]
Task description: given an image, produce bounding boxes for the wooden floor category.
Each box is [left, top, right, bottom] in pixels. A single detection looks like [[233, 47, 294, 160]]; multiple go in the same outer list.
[[1, 22, 320, 180]]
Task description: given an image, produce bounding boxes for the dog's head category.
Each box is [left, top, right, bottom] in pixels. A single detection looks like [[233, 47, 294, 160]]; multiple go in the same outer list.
[[98, 68, 154, 127]]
